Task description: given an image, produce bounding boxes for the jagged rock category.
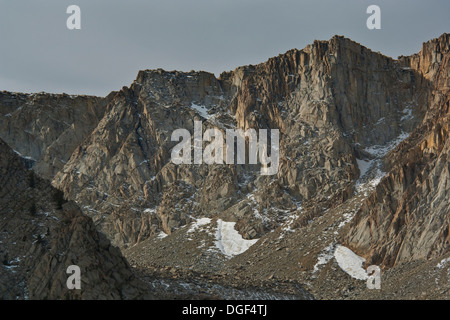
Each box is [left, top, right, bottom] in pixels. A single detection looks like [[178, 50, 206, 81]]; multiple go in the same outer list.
[[41, 35, 426, 250], [0, 138, 152, 299], [0, 34, 449, 300], [344, 33, 450, 267], [0, 91, 113, 180]]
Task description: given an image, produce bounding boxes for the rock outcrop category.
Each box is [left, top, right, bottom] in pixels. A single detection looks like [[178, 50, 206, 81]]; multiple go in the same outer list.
[[0, 91, 113, 180], [0, 138, 150, 299], [1, 34, 448, 300], [344, 33, 450, 267], [46, 35, 425, 251]]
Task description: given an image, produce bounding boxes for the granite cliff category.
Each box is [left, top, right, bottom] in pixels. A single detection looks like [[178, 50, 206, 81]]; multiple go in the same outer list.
[[1, 34, 448, 299], [0, 138, 150, 299]]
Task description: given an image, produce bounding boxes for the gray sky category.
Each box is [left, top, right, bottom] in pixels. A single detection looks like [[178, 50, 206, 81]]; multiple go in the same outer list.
[[0, 0, 449, 96]]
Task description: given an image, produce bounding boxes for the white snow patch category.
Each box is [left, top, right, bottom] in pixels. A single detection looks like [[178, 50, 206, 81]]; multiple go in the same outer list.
[[246, 194, 270, 224], [364, 132, 410, 157], [190, 103, 211, 119], [313, 242, 335, 274], [187, 218, 211, 233], [368, 168, 385, 188], [334, 245, 368, 280], [356, 158, 372, 178], [145, 176, 157, 183], [157, 231, 168, 239], [337, 210, 358, 229], [376, 117, 385, 124], [436, 257, 450, 269], [12, 149, 36, 161], [355, 158, 386, 194], [278, 205, 302, 239], [401, 106, 414, 121], [143, 208, 157, 214], [215, 219, 258, 257], [434, 257, 450, 284], [2, 265, 18, 273]]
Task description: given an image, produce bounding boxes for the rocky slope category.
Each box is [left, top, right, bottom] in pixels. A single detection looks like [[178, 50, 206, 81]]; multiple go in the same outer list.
[[0, 33, 448, 300], [0, 91, 113, 180], [0, 138, 151, 299]]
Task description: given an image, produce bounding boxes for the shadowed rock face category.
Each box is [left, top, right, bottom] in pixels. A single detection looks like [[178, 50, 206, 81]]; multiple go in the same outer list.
[[0, 91, 114, 180], [0, 34, 449, 300], [0, 138, 150, 299], [344, 33, 450, 267]]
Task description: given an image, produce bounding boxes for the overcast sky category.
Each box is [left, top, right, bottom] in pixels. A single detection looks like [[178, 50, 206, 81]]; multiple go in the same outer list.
[[0, 0, 449, 96]]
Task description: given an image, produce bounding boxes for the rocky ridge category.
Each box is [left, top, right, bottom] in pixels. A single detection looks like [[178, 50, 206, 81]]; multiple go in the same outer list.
[[49, 35, 425, 250], [344, 33, 450, 267], [0, 91, 114, 180], [0, 138, 151, 299], [0, 33, 449, 299]]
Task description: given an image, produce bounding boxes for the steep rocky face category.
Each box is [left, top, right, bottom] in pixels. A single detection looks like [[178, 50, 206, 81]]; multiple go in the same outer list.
[[220, 35, 427, 214], [344, 33, 450, 267], [1, 34, 448, 300], [52, 71, 235, 246], [49, 36, 425, 250], [0, 91, 112, 180], [0, 138, 150, 299]]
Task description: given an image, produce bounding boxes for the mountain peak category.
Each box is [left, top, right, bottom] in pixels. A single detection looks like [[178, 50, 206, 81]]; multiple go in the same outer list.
[[1, 33, 449, 300]]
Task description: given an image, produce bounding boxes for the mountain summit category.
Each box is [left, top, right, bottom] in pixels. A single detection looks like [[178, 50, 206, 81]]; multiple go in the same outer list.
[[1, 34, 449, 299]]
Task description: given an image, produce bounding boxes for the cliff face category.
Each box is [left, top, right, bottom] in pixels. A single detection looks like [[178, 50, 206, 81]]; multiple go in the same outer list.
[[344, 33, 450, 267], [46, 35, 426, 250], [51, 71, 232, 246], [0, 92, 112, 180], [220, 35, 428, 212], [1, 34, 449, 299], [0, 138, 149, 299]]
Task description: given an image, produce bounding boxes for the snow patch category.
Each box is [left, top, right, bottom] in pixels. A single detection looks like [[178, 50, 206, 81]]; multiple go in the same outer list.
[[367, 168, 384, 188], [143, 208, 157, 214], [334, 245, 368, 280], [215, 219, 258, 257], [436, 257, 450, 269], [313, 242, 335, 274], [337, 210, 358, 229], [190, 103, 211, 119], [356, 158, 372, 178], [376, 117, 385, 124], [157, 231, 168, 239], [434, 257, 450, 284], [364, 131, 410, 158], [246, 194, 270, 224], [187, 218, 211, 233], [355, 158, 386, 194], [401, 106, 414, 121], [12, 149, 36, 161]]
